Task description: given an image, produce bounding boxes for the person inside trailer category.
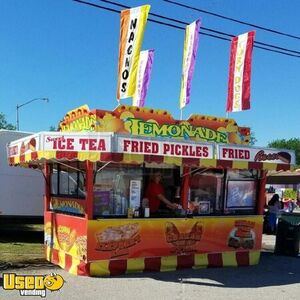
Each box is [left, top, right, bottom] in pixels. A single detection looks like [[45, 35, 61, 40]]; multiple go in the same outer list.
[[144, 171, 178, 215]]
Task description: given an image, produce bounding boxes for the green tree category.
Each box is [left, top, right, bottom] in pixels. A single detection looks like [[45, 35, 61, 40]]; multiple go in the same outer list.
[[267, 138, 300, 165], [0, 112, 16, 130], [49, 125, 56, 131], [249, 130, 257, 146]]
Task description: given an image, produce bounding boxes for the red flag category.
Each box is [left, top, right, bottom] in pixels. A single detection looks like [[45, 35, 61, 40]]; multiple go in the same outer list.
[[226, 31, 255, 112]]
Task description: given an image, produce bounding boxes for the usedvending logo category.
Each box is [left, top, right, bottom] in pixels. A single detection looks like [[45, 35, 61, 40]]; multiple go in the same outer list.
[[2, 272, 65, 297]]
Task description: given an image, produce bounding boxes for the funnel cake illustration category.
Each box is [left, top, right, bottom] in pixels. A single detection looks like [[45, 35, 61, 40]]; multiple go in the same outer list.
[[95, 223, 140, 253]]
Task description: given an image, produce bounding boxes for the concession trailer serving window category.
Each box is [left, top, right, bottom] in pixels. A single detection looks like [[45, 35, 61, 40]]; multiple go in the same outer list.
[[50, 162, 86, 199], [93, 163, 143, 217]]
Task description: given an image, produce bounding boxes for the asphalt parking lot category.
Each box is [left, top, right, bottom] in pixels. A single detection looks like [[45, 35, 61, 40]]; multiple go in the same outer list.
[[1, 235, 299, 300]]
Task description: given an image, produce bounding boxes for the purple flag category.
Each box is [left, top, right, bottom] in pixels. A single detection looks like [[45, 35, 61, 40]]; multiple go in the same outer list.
[[179, 19, 201, 109], [132, 49, 154, 107]]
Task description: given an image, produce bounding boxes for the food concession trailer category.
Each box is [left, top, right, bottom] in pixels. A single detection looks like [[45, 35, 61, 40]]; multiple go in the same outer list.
[[7, 104, 295, 276]]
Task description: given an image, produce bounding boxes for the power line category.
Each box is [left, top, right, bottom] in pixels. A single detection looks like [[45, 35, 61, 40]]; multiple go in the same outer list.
[[72, 0, 300, 58], [95, 0, 300, 57], [95, 0, 300, 56], [98, 0, 234, 36], [164, 0, 300, 41], [73, 0, 120, 13]]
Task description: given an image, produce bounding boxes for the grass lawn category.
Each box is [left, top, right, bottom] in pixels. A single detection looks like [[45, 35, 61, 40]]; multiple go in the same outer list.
[[0, 242, 46, 265], [0, 223, 48, 265]]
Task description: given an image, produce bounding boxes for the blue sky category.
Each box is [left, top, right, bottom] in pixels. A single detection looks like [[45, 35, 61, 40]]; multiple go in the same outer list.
[[0, 0, 299, 146]]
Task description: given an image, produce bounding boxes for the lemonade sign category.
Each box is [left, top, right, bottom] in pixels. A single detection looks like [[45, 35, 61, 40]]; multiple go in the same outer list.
[[58, 104, 251, 145]]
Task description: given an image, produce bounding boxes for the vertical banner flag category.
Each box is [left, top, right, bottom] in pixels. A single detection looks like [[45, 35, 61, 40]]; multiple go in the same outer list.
[[226, 31, 255, 112], [132, 49, 154, 107], [117, 5, 150, 100], [179, 19, 201, 109]]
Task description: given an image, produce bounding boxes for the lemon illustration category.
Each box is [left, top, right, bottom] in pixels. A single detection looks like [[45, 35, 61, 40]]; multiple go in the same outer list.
[[44, 273, 64, 291]]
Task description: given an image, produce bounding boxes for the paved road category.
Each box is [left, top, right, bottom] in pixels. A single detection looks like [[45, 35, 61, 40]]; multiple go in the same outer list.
[[1, 236, 299, 300]]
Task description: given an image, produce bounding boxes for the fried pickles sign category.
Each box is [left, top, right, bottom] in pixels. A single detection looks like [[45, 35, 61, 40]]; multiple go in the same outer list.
[[118, 136, 213, 159]]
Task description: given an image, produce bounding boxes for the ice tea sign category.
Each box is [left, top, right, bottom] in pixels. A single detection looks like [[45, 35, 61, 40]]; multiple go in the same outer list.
[[43, 133, 112, 152], [7, 132, 113, 157]]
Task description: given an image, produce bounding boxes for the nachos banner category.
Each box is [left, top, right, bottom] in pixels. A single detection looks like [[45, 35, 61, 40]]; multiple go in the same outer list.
[[132, 49, 154, 107], [179, 19, 201, 109], [117, 5, 151, 100], [226, 31, 255, 112]]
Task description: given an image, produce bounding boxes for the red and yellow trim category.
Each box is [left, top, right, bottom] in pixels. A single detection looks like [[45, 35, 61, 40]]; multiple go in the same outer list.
[[46, 246, 260, 277], [89, 251, 261, 277], [9, 151, 292, 171]]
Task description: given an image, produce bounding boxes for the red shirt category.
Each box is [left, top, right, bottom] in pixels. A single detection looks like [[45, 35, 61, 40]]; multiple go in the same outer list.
[[145, 181, 165, 213]]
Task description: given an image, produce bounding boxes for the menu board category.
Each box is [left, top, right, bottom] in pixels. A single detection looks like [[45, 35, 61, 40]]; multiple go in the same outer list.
[[129, 180, 141, 208], [226, 181, 256, 209]]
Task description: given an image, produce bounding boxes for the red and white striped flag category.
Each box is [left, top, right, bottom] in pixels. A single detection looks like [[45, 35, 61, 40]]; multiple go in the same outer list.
[[226, 31, 255, 112]]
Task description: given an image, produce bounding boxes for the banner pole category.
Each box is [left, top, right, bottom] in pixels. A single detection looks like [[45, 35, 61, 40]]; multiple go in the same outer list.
[[114, 101, 121, 111]]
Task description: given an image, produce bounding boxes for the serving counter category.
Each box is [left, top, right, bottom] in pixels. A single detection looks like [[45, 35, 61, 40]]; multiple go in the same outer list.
[[44, 211, 262, 276]]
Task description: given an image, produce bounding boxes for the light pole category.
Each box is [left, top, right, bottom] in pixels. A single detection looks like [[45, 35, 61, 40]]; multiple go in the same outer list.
[[16, 97, 49, 131]]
